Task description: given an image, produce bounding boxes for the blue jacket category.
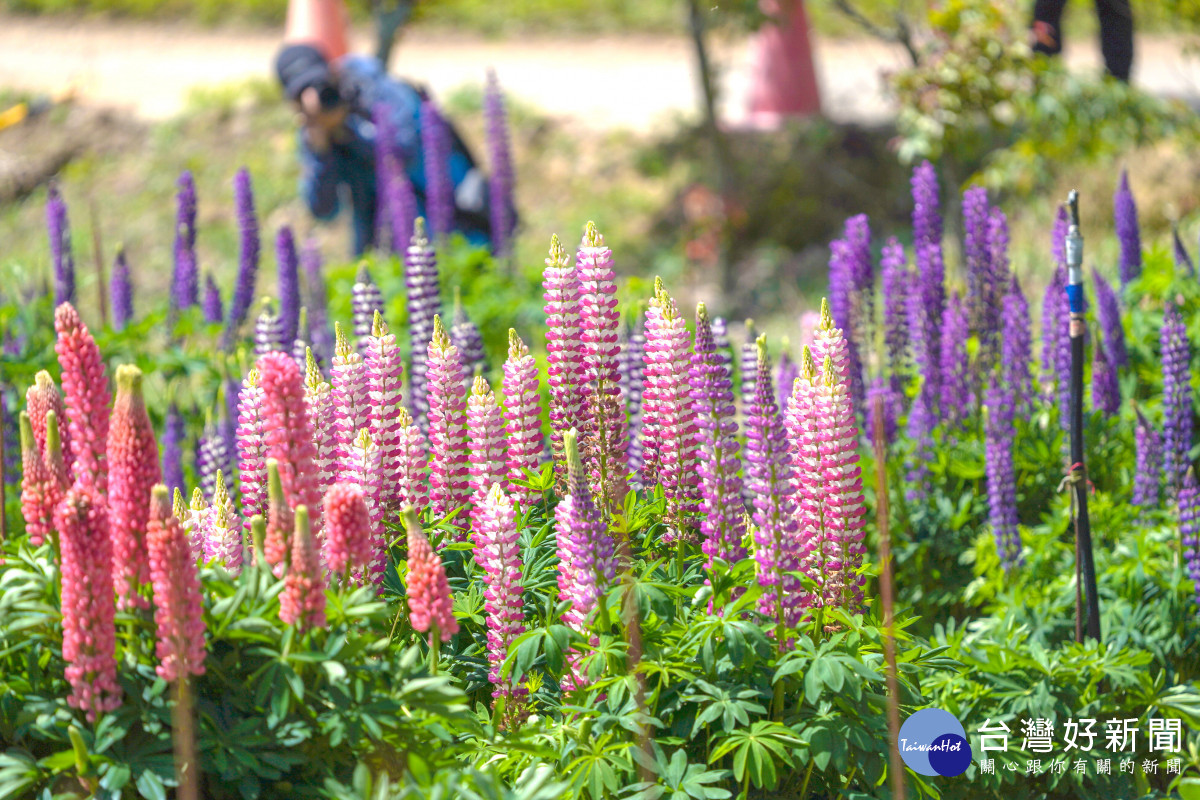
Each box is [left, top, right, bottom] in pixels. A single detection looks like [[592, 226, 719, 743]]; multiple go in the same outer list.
[[298, 55, 487, 255]]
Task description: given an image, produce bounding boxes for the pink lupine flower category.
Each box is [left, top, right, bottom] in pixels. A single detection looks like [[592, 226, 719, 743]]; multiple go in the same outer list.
[[786, 347, 822, 614], [25, 370, 73, 475], [263, 460, 290, 576], [542, 234, 587, 484], [146, 485, 206, 682], [395, 407, 430, 511], [364, 311, 406, 516], [257, 351, 322, 521], [108, 364, 162, 610], [426, 315, 471, 521], [236, 367, 267, 536], [575, 223, 630, 512], [189, 488, 210, 562], [55, 484, 122, 721], [54, 302, 111, 492], [279, 506, 327, 632], [20, 412, 58, 547], [304, 348, 336, 527], [331, 322, 370, 485], [639, 278, 700, 535], [402, 506, 458, 641], [348, 428, 386, 586], [208, 471, 243, 574], [468, 375, 506, 503], [472, 483, 526, 701], [811, 298, 850, 384], [502, 329, 545, 507], [323, 481, 374, 579]]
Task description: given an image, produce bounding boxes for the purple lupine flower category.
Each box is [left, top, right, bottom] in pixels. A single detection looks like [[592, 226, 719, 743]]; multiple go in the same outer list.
[[226, 168, 260, 345], [1052, 204, 1068, 271], [1175, 225, 1196, 277], [1091, 339, 1120, 417], [1091, 268, 1128, 369], [1114, 169, 1142, 289], [300, 240, 333, 368], [386, 156, 417, 256], [879, 237, 908, 394], [1133, 405, 1162, 509], [962, 185, 991, 335], [775, 345, 798, 411], [739, 320, 758, 412], [1182, 469, 1200, 611], [939, 292, 971, 428], [909, 241, 944, 398], [405, 219, 443, 424], [222, 375, 240, 476], [162, 402, 185, 496], [420, 100, 455, 239], [110, 247, 133, 330], [46, 182, 76, 306], [1040, 267, 1070, 425], [826, 215, 870, 411], [983, 206, 1011, 365], [617, 317, 646, 477], [202, 273, 223, 324], [1162, 300, 1194, 495], [197, 413, 231, 501], [351, 263, 384, 344], [172, 171, 199, 309], [691, 303, 748, 572], [984, 371, 1022, 569], [911, 160, 942, 256], [864, 376, 897, 445], [711, 316, 732, 372], [276, 227, 301, 346], [292, 307, 309, 371], [1001, 277, 1033, 415], [254, 299, 284, 357], [450, 289, 486, 381], [485, 69, 516, 258], [905, 383, 936, 504]]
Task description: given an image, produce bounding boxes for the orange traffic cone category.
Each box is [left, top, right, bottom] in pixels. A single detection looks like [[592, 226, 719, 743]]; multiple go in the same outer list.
[[747, 0, 821, 126], [285, 0, 350, 62]]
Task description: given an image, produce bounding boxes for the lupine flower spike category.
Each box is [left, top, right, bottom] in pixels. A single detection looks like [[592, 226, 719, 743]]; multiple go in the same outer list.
[[451, 288, 486, 383], [111, 247, 133, 330], [1132, 404, 1162, 510], [280, 506, 327, 632], [1162, 300, 1194, 495], [301, 241, 334, 367], [1091, 340, 1120, 417], [146, 485, 207, 682], [55, 303, 110, 492], [108, 365, 162, 610], [485, 69, 515, 258], [263, 461, 290, 576], [403, 506, 458, 647], [1180, 469, 1200, 611], [255, 298, 284, 357], [162, 402, 185, 497], [225, 168, 261, 347], [323, 481, 374, 581], [420, 101, 455, 238], [426, 315, 471, 521], [276, 226, 301, 346], [305, 348, 336, 515], [351, 263, 384, 344], [502, 329, 544, 507], [47, 183, 76, 306], [467, 376, 506, 506], [348, 428, 385, 586], [236, 367, 268, 532], [395, 407, 431, 511], [364, 311, 405, 516], [258, 351, 322, 532], [1092, 268, 1128, 369], [202, 273, 223, 324], [172, 171, 199, 309], [542, 234, 586, 484], [292, 307, 309, 371], [473, 483, 526, 709], [189, 488, 210, 562], [207, 471, 242, 573], [1115, 169, 1142, 289], [405, 218, 443, 424], [26, 370, 73, 474], [20, 412, 61, 547], [331, 322, 369, 483]]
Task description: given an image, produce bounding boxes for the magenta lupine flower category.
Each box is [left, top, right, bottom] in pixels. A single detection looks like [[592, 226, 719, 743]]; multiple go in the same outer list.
[[172, 171, 199, 310], [26, 370, 74, 475], [1091, 339, 1120, 417], [939, 292, 971, 427], [347, 428, 386, 586], [301, 241, 334, 368], [576, 222, 630, 511], [473, 483, 526, 700], [108, 365, 162, 610], [304, 349, 336, 518], [364, 312, 406, 516], [146, 485, 207, 682], [276, 226, 301, 345], [226, 167, 261, 347], [207, 471, 242, 573], [426, 315, 471, 520], [1133, 405, 1162, 509], [352, 264, 384, 344], [257, 351, 323, 520], [162, 402, 184, 497], [745, 338, 804, 634], [280, 506, 327, 632], [640, 278, 700, 533], [20, 412, 65, 547], [255, 298, 284, 357], [56, 484, 121, 721], [1180, 469, 1200, 610], [46, 182, 76, 306], [405, 219, 443, 423], [1162, 300, 1194, 495], [555, 429, 615, 692], [202, 273, 223, 324], [451, 289, 486, 383], [111, 247, 133, 330], [324, 481, 374, 579], [395, 407, 431, 512], [502, 329, 545, 507], [542, 234, 587, 479], [55, 303, 110, 492], [1175, 225, 1196, 277], [236, 367, 268, 534], [1115, 169, 1142, 289], [403, 506, 458, 641], [485, 69, 516, 258], [467, 376, 506, 505], [1092, 268, 1128, 370], [420, 100, 455, 239], [331, 322, 369, 483], [690, 303, 748, 570]]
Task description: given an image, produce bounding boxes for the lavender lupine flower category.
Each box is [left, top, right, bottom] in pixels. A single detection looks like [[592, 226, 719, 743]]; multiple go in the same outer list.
[[1133, 405, 1163, 509], [1091, 268, 1128, 369], [746, 338, 804, 634], [473, 483, 526, 710], [618, 316, 647, 477], [864, 376, 897, 445], [711, 316, 732, 372], [236, 368, 268, 535], [542, 234, 587, 484], [364, 313, 405, 517], [826, 216, 869, 411], [1001, 278, 1034, 415], [1175, 225, 1196, 276], [331, 323, 369, 484], [690, 303, 748, 571], [427, 315, 471, 520], [502, 330, 544, 507], [775, 344, 798, 411], [485, 69, 515, 258], [939, 292, 971, 428], [420, 100, 455, 239], [555, 429, 616, 693], [1162, 300, 1194, 495], [879, 237, 909, 394], [909, 241, 944, 398], [405, 219, 443, 423], [301, 241, 334, 368], [172, 171, 199, 309], [111, 248, 133, 330], [162, 403, 185, 496], [201, 273, 223, 324], [222, 375, 240, 476], [377, 111, 418, 255], [226, 168, 260, 343], [1180, 469, 1200, 610], [986, 207, 1011, 325], [1040, 267, 1070, 423], [1114, 169, 1142, 288], [292, 307, 310, 370], [984, 377, 1022, 569], [255, 299, 284, 357], [352, 264, 385, 344], [451, 289, 486, 381], [47, 183, 76, 306], [962, 186, 992, 335], [911, 160, 943, 255], [197, 412, 231, 501], [739, 320, 758, 413], [276, 227, 301, 346], [905, 383, 937, 504], [1091, 339, 1120, 417]]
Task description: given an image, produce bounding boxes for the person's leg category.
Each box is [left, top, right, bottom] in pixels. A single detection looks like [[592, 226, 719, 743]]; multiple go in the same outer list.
[[1032, 0, 1069, 56], [1095, 0, 1134, 81]]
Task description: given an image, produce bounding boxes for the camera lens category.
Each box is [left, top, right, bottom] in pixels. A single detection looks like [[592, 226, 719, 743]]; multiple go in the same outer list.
[[317, 83, 341, 111]]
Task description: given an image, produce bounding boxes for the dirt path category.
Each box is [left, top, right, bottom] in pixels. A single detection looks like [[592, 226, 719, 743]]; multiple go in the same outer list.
[[1, 15, 1199, 130]]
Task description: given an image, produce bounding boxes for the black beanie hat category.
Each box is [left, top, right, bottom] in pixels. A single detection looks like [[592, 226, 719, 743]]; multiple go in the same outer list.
[[275, 43, 339, 105]]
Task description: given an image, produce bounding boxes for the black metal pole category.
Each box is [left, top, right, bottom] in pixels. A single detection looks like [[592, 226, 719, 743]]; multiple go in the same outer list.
[[1065, 191, 1102, 643]]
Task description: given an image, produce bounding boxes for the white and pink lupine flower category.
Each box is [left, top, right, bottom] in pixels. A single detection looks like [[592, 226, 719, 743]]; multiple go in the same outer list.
[[785, 347, 822, 615], [468, 375, 506, 503], [364, 311, 406, 516], [502, 329, 544, 507], [348, 428, 386, 587], [426, 315, 471, 522], [472, 483, 527, 707], [207, 470, 243, 575], [542, 234, 587, 483], [236, 367, 267, 536], [395, 407, 430, 512], [331, 322, 369, 483], [304, 348, 336, 526], [146, 485, 207, 683]]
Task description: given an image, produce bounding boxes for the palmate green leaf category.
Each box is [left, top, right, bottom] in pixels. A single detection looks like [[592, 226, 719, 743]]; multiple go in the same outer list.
[[709, 721, 802, 790]]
